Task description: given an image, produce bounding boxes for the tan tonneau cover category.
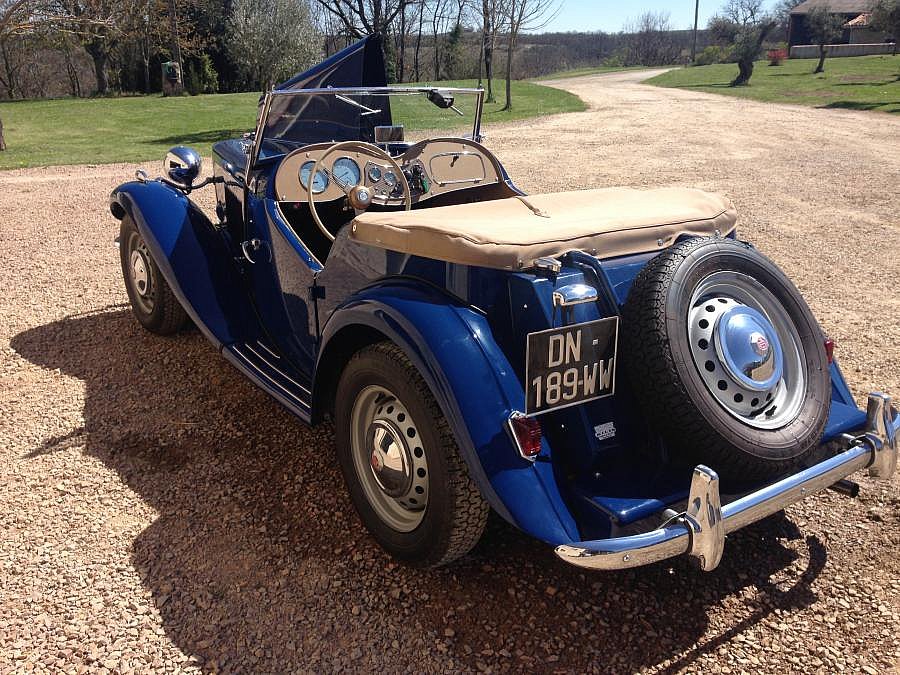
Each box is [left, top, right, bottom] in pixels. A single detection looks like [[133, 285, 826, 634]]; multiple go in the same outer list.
[[350, 187, 737, 269]]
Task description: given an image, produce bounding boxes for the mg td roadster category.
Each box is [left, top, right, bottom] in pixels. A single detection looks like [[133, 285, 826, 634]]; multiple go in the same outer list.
[[110, 37, 897, 571]]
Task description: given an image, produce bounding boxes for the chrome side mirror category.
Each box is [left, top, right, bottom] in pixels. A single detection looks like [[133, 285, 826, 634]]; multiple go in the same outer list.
[[164, 146, 202, 188]]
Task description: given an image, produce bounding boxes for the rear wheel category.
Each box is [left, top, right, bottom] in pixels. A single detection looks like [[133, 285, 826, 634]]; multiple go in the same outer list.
[[334, 342, 489, 567], [119, 215, 189, 335], [621, 237, 830, 481]]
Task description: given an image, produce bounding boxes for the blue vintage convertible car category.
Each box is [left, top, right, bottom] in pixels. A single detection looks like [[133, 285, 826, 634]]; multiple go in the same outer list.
[[110, 37, 897, 571]]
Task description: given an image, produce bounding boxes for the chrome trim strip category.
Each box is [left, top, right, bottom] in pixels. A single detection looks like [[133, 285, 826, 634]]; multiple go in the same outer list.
[[232, 345, 312, 398], [555, 392, 898, 571], [255, 340, 282, 360]]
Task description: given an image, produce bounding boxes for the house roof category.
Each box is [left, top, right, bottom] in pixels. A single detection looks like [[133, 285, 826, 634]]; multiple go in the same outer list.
[[790, 0, 877, 14], [844, 12, 871, 26]]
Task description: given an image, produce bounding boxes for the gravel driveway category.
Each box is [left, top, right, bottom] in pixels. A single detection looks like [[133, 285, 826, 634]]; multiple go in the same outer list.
[[1, 71, 898, 674]]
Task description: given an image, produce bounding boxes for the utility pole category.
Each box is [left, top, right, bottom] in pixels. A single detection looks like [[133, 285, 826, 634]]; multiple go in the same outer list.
[[691, 0, 700, 63]]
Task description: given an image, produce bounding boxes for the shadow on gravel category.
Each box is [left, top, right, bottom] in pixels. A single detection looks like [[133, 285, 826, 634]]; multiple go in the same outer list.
[[12, 308, 828, 674]]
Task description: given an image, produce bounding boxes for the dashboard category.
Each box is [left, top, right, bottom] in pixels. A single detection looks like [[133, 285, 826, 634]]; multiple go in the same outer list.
[[273, 138, 505, 207]]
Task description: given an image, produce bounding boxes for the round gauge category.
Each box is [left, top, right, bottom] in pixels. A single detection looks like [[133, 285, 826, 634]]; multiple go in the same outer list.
[[367, 165, 383, 183], [332, 157, 361, 187], [299, 161, 329, 194], [383, 170, 398, 188]]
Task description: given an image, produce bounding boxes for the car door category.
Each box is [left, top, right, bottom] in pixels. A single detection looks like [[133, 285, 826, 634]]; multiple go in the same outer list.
[[240, 190, 322, 397]]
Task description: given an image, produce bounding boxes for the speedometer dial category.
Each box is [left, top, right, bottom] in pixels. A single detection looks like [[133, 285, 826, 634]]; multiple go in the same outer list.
[[383, 170, 398, 188], [299, 161, 329, 194], [332, 157, 361, 188]]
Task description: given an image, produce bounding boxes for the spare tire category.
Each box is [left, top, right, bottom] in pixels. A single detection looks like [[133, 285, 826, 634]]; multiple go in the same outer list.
[[620, 236, 830, 481]]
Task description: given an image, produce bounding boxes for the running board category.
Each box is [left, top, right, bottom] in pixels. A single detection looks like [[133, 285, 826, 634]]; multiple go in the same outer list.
[[224, 341, 312, 421]]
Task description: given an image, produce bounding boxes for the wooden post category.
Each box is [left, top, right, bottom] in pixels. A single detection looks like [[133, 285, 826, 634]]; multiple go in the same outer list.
[[0, 117, 6, 151]]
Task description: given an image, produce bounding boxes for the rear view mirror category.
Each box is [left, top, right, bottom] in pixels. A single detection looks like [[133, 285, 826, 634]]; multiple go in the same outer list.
[[427, 89, 455, 109]]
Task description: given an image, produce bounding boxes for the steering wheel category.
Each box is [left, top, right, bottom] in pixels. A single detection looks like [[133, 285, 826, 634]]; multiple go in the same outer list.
[[307, 140, 412, 243]]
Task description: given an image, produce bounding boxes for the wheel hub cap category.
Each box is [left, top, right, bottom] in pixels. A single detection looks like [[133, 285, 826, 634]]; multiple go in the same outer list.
[[130, 250, 150, 297], [715, 306, 783, 391], [350, 386, 429, 532], [687, 272, 808, 430], [368, 420, 412, 498]]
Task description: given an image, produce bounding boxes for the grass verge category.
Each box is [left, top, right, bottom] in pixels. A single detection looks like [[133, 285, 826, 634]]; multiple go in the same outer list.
[[647, 55, 900, 114], [0, 80, 584, 169]]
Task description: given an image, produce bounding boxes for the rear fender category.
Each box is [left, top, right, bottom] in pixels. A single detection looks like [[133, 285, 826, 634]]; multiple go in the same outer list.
[[111, 180, 256, 347], [316, 280, 580, 545]]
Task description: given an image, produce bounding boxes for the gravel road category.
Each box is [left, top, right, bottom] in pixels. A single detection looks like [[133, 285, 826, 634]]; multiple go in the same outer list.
[[1, 71, 898, 674]]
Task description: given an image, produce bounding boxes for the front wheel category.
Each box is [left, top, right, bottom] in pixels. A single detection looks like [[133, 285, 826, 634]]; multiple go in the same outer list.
[[334, 343, 489, 567], [119, 215, 189, 335]]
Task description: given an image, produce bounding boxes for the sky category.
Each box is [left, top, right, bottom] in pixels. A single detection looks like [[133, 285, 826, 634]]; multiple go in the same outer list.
[[540, 1, 780, 33]]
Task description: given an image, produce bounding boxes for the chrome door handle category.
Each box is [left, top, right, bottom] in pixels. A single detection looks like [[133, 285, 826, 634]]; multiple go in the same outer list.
[[241, 238, 271, 264]]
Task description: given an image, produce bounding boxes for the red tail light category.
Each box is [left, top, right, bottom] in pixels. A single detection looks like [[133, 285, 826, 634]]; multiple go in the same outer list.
[[509, 414, 542, 459], [824, 338, 835, 364]]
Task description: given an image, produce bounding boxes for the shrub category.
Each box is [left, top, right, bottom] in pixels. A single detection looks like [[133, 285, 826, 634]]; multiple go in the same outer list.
[[601, 51, 626, 68], [695, 45, 731, 65], [185, 54, 219, 95], [767, 48, 788, 65]]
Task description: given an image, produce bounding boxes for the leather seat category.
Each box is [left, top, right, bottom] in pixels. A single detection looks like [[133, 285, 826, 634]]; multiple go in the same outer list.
[[350, 187, 737, 270]]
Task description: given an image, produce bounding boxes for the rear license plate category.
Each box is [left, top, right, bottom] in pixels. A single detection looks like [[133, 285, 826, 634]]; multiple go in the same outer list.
[[525, 317, 619, 415]]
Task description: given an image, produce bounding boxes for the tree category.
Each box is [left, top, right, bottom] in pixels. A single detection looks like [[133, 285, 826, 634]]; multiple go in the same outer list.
[[314, 0, 410, 82], [806, 6, 844, 74], [52, 0, 124, 95], [501, 0, 558, 111], [0, 0, 51, 149], [228, 0, 319, 91], [476, 0, 503, 101], [773, 0, 803, 39], [714, 0, 776, 86], [623, 11, 680, 66], [871, 0, 900, 57]]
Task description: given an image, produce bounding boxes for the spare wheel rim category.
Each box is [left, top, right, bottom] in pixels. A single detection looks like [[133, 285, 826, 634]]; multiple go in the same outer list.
[[687, 271, 808, 430]]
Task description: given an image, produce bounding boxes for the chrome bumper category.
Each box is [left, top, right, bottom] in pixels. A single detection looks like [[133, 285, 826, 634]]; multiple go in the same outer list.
[[556, 393, 899, 571]]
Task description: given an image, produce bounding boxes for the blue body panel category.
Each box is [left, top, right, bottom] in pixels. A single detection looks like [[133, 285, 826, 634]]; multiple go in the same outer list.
[[110, 180, 257, 348]]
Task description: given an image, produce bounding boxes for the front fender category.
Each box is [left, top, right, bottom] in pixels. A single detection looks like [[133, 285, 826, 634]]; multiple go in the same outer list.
[[316, 281, 580, 546], [111, 180, 255, 347]]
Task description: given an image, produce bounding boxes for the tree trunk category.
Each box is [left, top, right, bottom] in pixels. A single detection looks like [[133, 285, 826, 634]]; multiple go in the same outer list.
[[0, 116, 6, 151], [1, 41, 18, 99], [397, 7, 406, 82], [414, 3, 423, 81], [502, 36, 514, 111], [477, 27, 484, 87], [433, 32, 440, 80], [90, 47, 110, 95], [168, 0, 184, 94], [483, 1, 494, 102], [732, 58, 754, 86], [814, 44, 826, 73]]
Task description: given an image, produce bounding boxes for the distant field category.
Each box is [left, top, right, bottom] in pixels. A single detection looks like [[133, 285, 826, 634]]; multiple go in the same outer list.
[[648, 55, 900, 114], [0, 80, 584, 169], [533, 65, 647, 80]]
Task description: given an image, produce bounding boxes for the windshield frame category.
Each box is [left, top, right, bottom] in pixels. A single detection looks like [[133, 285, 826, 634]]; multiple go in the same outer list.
[[247, 86, 486, 174]]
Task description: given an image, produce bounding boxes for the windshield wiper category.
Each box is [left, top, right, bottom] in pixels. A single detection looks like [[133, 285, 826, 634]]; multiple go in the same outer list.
[[334, 93, 382, 117]]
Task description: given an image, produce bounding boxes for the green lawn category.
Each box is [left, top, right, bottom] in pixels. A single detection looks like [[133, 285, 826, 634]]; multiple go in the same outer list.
[[647, 55, 900, 114], [0, 80, 584, 169]]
